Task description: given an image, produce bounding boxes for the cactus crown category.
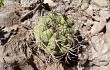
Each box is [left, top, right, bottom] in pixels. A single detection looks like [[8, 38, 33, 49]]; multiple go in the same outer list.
[[34, 12, 77, 56]]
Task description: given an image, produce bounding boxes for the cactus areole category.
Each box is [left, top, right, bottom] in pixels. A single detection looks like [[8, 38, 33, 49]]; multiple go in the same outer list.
[[34, 13, 82, 65]]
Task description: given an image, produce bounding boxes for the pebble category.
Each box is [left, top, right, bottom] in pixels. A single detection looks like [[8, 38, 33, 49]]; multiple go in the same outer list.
[[85, 5, 93, 16], [93, 0, 109, 7], [90, 18, 106, 35], [99, 8, 110, 19]]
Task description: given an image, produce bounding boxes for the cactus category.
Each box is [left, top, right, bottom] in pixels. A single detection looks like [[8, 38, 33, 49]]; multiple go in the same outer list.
[[34, 13, 82, 65], [0, 0, 4, 7]]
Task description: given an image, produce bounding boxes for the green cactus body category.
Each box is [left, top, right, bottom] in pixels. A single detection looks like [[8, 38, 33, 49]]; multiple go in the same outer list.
[[34, 13, 76, 56], [42, 29, 53, 44], [0, 0, 4, 7], [46, 32, 57, 54]]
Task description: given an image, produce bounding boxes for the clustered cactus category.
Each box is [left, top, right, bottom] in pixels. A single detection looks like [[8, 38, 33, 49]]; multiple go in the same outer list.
[[34, 13, 82, 65]]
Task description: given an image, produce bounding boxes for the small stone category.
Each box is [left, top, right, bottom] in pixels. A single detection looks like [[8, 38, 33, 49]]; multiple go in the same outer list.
[[102, 43, 109, 54], [81, 3, 89, 10], [92, 5, 100, 11], [93, 0, 109, 7], [90, 18, 106, 35], [106, 22, 110, 33], [93, 16, 100, 22], [4, 0, 19, 6], [81, 16, 87, 22], [0, 4, 21, 27], [84, 19, 93, 26], [85, 5, 93, 16], [20, 0, 38, 8], [44, 0, 56, 7], [100, 8, 110, 19]]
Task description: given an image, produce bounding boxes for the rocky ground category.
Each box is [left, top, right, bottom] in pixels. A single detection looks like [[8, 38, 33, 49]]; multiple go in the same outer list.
[[0, 0, 110, 70]]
